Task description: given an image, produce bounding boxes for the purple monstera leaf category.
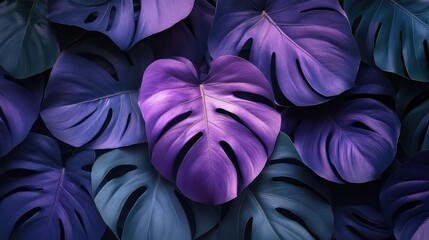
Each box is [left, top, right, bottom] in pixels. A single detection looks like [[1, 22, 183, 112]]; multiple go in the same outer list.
[[138, 56, 280, 204], [380, 151, 429, 240], [48, 0, 195, 50], [0, 70, 43, 157], [208, 0, 360, 106], [41, 35, 153, 149], [282, 64, 400, 183]]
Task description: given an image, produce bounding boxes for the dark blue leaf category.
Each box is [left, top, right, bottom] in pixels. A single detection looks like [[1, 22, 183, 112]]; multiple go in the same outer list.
[[0, 133, 105, 240], [0, 70, 43, 157]]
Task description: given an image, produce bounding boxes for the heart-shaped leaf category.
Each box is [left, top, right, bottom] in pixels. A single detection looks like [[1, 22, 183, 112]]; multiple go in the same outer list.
[[0, 0, 60, 79], [48, 0, 195, 50], [380, 150, 429, 240], [0, 133, 105, 240], [138, 56, 280, 204], [282, 64, 400, 183], [0, 70, 43, 157], [91, 144, 219, 240], [396, 80, 429, 158], [344, 0, 429, 81], [41, 35, 153, 149], [331, 182, 393, 240], [217, 132, 333, 240], [208, 0, 360, 106]]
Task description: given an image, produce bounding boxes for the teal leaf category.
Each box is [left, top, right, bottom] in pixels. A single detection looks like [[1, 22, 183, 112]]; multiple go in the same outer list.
[[217, 132, 333, 240], [396, 79, 429, 157], [91, 144, 219, 240], [0, 0, 60, 79], [344, 0, 429, 81]]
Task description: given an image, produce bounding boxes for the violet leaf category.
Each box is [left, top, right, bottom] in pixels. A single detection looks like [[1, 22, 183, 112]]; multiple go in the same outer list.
[[48, 0, 195, 50], [208, 0, 360, 106], [282, 64, 400, 183], [217, 132, 333, 240], [92, 144, 219, 240], [0, 133, 105, 240], [138, 56, 280, 204], [41, 35, 153, 149], [380, 150, 429, 240], [0, 70, 43, 157]]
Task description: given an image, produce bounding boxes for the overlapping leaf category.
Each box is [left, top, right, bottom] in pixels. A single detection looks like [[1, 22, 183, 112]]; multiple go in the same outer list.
[[0, 70, 43, 157], [41, 35, 152, 149], [48, 0, 195, 50], [209, 0, 360, 106], [0, 133, 105, 240], [344, 0, 429, 81], [331, 182, 393, 240], [0, 0, 60, 79], [139, 56, 280, 204], [396, 80, 429, 158], [92, 144, 219, 240], [145, 0, 215, 64], [282, 64, 400, 183], [217, 133, 333, 240], [380, 151, 429, 240]]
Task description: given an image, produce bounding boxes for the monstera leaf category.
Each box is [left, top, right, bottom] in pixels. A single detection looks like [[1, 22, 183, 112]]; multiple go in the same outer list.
[[344, 0, 429, 81], [41, 35, 153, 149], [208, 0, 360, 106], [0, 133, 105, 240], [48, 0, 195, 50], [91, 144, 219, 240], [0, 70, 43, 157], [396, 80, 429, 158], [217, 132, 333, 240], [282, 64, 400, 183], [380, 151, 429, 240], [0, 0, 60, 79], [138, 56, 281, 204], [331, 182, 393, 240]]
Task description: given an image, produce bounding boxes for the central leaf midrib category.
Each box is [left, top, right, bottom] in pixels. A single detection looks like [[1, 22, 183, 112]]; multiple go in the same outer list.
[[199, 84, 213, 180], [45, 167, 65, 232], [59, 90, 137, 107]]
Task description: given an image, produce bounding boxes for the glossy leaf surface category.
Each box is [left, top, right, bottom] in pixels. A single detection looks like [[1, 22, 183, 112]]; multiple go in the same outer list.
[[209, 0, 360, 106], [92, 144, 219, 240], [41, 35, 152, 149], [48, 0, 195, 50], [282, 65, 400, 183], [217, 133, 333, 240], [344, 0, 429, 81], [139, 56, 280, 204]]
